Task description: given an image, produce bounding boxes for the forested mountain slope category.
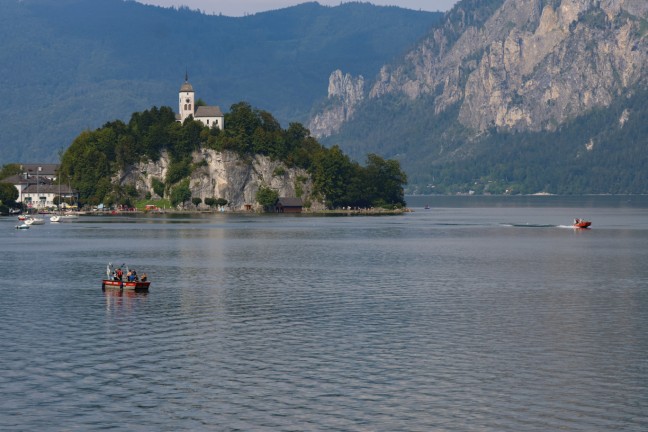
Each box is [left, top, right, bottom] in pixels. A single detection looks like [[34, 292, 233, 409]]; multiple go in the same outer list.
[[0, 0, 440, 164]]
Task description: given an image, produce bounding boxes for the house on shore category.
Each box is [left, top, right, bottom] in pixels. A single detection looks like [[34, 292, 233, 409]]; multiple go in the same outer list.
[[276, 197, 303, 213], [1, 164, 78, 209]]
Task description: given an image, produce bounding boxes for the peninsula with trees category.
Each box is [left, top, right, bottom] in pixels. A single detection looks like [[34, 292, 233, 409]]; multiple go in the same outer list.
[[54, 78, 407, 213]]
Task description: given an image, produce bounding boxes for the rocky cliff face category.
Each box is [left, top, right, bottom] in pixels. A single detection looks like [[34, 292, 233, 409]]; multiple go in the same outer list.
[[117, 150, 322, 211], [311, 0, 647, 135], [308, 70, 365, 137]]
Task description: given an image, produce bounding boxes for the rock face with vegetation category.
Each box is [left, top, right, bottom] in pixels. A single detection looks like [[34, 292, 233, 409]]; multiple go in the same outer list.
[[58, 103, 408, 211], [315, 0, 648, 194], [119, 150, 319, 211]]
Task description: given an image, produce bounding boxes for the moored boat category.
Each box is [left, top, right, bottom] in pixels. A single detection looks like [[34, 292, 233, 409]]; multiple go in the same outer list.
[[25, 216, 45, 225], [573, 218, 592, 229], [15, 223, 30, 229]]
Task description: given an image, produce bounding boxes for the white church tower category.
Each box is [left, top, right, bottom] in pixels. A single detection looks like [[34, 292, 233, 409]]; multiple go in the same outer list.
[[176, 73, 224, 130], [178, 72, 195, 122]]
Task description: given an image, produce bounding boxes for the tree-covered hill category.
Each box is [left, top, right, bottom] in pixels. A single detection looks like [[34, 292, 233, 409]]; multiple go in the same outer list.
[[58, 103, 407, 209], [0, 0, 440, 164]]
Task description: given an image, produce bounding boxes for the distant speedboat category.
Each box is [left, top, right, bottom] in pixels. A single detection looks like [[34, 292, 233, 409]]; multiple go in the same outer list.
[[424, 205, 430, 210], [50, 215, 61, 223], [15, 223, 30, 229], [573, 218, 592, 229]]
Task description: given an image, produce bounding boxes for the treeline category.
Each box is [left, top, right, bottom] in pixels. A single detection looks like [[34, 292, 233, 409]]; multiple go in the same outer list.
[[59, 103, 407, 208]]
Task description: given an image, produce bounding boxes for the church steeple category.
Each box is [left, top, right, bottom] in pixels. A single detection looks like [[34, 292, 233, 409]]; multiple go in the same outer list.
[[179, 72, 195, 122]]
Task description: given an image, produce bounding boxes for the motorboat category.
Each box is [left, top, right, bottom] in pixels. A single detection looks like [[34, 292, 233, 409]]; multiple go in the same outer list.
[[15, 223, 30, 229], [24, 216, 45, 225], [573, 218, 592, 229]]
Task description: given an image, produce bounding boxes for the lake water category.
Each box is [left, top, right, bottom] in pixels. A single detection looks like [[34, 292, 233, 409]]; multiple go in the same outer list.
[[1, 196, 647, 431]]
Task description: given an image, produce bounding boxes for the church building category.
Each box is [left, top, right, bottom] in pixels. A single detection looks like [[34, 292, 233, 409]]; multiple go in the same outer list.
[[177, 74, 224, 130]]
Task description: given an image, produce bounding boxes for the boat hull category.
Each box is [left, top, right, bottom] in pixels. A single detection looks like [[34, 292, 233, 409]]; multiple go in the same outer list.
[[102, 279, 150, 291], [573, 221, 592, 229]]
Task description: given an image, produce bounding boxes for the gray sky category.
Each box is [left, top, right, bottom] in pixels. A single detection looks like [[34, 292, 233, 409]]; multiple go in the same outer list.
[[135, 1, 460, 16]]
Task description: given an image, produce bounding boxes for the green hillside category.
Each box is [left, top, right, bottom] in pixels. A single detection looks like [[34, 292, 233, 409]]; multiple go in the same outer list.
[[0, 0, 440, 164]]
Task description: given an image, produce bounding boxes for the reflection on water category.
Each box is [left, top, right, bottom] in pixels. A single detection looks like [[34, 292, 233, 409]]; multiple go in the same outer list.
[[1, 199, 647, 430]]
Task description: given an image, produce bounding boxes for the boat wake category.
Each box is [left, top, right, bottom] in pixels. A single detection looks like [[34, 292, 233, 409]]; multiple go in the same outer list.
[[501, 223, 557, 228]]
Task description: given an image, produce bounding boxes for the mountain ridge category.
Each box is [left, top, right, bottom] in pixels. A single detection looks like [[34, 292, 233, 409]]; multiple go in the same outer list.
[[0, 0, 440, 164], [314, 0, 648, 193]]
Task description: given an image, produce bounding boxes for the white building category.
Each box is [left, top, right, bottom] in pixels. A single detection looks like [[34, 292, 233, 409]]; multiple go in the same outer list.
[[177, 74, 224, 130], [1, 164, 78, 209]]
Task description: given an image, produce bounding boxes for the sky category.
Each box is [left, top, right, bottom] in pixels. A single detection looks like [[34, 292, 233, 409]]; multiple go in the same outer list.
[[135, 1, 461, 16]]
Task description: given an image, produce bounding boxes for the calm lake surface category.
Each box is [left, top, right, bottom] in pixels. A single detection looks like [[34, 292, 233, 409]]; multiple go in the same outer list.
[[1, 196, 647, 431]]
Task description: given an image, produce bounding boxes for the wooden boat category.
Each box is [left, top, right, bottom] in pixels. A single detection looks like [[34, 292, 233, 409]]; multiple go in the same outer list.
[[102, 279, 150, 291], [573, 218, 592, 229]]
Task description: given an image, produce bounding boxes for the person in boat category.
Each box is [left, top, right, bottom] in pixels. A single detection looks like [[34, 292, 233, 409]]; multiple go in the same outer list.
[[131, 270, 138, 282], [116, 268, 123, 281], [140, 273, 147, 282]]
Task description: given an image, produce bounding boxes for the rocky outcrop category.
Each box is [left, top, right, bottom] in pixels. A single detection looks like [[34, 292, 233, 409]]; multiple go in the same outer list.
[[313, 0, 647, 134], [117, 150, 322, 211], [308, 70, 365, 137]]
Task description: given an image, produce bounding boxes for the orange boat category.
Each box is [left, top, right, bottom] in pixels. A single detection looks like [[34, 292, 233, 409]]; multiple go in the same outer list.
[[102, 279, 150, 291], [573, 218, 592, 229]]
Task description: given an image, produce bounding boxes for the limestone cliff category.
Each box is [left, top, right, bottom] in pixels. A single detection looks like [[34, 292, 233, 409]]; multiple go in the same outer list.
[[117, 150, 322, 211], [311, 0, 647, 134], [308, 70, 365, 137]]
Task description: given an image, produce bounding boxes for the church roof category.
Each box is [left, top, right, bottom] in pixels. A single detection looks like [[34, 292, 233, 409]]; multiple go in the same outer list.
[[180, 81, 194, 92], [194, 106, 223, 117]]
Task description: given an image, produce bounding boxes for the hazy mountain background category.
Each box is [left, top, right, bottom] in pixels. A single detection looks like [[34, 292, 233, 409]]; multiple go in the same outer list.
[[2, 0, 647, 194], [0, 0, 440, 163]]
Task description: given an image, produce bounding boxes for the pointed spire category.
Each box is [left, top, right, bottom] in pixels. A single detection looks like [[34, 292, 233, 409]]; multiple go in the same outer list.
[[185, 69, 188, 82]]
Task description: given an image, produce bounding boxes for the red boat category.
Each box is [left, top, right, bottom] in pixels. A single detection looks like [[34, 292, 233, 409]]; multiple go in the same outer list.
[[102, 279, 150, 291], [573, 218, 592, 229]]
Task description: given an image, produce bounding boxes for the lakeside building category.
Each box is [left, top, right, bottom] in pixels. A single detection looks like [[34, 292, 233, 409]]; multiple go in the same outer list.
[[1, 164, 78, 209], [177, 73, 224, 130]]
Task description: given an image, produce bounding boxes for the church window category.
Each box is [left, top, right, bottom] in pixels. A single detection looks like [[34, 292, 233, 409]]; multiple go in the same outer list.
[[184, 104, 187, 110], [188, 104, 192, 111], [207, 119, 210, 125]]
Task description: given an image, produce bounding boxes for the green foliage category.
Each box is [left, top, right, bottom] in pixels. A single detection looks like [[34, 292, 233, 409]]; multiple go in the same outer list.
[[151, 177, 165, 198], [0, 164, 22, 180], [60, 101, 408, 208], [191, 197, 202, 207], [204, 197, 216, 208], [170, 180, 191, 208], [0, 182, 19, 205], [165, 158, 191, 186], [256, 186, 279, 211]]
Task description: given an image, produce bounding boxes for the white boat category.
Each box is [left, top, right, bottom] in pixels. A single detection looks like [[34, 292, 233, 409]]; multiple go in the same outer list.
[[15, 223, 30, 230], [51, 213, 78, 223], [59, 213, 79, 221], [25, 216, 45, 225]]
